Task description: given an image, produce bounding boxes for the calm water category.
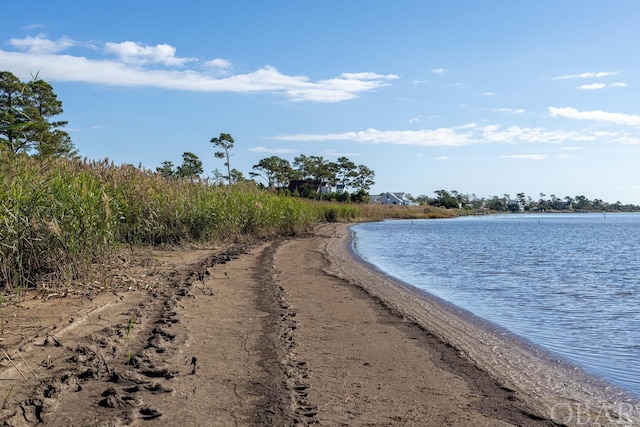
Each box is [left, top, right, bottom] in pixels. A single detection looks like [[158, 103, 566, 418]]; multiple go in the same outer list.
[[351, 213, 640, 397]]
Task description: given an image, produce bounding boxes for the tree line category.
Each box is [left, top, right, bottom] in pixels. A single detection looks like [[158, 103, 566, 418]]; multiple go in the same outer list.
[[156, 133, 376, 202], [419, 190, 640, 212]]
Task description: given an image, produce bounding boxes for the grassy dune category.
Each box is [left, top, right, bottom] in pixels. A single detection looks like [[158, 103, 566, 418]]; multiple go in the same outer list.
[[0, 155, 454, 291]]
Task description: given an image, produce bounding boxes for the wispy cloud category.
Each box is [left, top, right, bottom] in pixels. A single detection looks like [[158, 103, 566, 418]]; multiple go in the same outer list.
[[493, 108, 526, 114], [320, 149, 361, 158], [435, 156, 449, 160], [271, 123, 626, 148], [482, 125, 590, 144], [610, 136, 640, 145], [23, 24, 46, 31], [500, 154, 546, 160], [554, 71, 620, 80], [270, 128, 476, 147], [9, 33, 75, 54], [578, 82, 627, 90], [482, 92, 496, 96], [249, 146, 298, 154], [578, 83, 606, 90], [549, 107, 640, 126], [66, 124, 105, 132], [408, 116, 421, 124], [204, 58, 233, 75], [1, 35, 397, 103], [432, 68, 448, 75]]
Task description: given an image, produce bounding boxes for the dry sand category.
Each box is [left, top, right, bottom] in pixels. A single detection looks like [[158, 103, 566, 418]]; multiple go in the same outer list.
[[0, 223, 637, 426]]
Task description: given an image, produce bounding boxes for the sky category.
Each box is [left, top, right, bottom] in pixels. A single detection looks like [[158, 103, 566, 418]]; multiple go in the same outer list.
[[2, 1, 640, 204]]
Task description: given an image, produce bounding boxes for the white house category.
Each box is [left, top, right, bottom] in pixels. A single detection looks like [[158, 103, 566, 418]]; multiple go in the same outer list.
[[371, 192, 416, 206], [318, 183, 346, 194]]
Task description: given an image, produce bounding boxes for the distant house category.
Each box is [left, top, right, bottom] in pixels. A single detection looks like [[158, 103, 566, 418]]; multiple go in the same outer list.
[[318, 183, 346, 194], [371, 192, 416, 206], [318, 183, 333, 194], [289, 180, 346, 196]]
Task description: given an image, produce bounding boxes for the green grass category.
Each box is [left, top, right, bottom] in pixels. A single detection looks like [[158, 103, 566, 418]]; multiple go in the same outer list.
[[0, 155, 454, 292]]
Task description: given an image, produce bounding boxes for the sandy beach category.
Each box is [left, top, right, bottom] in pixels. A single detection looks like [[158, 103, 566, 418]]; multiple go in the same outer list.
[[0, 223, 637, 426]]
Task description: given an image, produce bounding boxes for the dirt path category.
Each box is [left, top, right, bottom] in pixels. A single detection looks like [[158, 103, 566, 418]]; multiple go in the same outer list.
[[0, 224, 589, 426]]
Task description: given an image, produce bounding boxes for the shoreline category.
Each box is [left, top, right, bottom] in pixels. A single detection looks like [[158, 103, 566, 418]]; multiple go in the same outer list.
[[1, 222, 639, 426], [324, 222, 640, 425]]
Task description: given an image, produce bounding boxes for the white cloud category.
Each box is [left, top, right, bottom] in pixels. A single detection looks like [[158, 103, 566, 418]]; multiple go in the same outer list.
[[578, 82, 627, 90], [482, 125, 588, 144], [104, 41, 195, 66], [320, 149, 360, 157], [549, 107, 640, 126], [578, 83, 606, 90], [559, 146, 583, 150], [611, 136, 640, 145], [249, 146, 298, 154], [66, 124, 105, 132], [271, 122, 639, 148], [482, 92, 496, 96], [9, 34, 75, 54], [341, 72, 398, 80], [435, 156, 449, 160], [432, 68, 448, 75], [205, 58, 232, 70], [554, 71, 619, 80], [454, 123, 479, 130], [23, 24, 46, 30], [500, 154, 546, 160], [408, 116, 421, 124], [493, 108, 526, 114], [0, 36, 396, 103], [270, 128, 476, 147]]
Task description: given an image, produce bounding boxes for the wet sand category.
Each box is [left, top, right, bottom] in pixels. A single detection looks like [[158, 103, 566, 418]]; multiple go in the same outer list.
[[0, 223, 638, 426]]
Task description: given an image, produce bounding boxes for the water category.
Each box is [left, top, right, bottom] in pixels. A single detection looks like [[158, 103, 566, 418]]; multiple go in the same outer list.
[[351, 213, 640, 398]]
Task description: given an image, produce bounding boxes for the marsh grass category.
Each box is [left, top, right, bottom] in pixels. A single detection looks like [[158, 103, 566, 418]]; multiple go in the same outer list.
[[0, 155, 455, 292], [359, 204, 456, 220]]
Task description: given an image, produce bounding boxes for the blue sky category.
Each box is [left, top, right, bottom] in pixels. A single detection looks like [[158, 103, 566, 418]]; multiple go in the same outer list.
[[2, 1, 640, 203]]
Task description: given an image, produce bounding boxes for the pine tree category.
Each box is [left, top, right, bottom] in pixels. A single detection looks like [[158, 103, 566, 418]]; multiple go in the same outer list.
[[0, 71, 76, 158]]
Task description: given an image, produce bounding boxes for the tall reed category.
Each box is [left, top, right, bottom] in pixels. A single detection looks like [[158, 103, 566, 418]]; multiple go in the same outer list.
[[0, 156, 455, 291], [1, 156, 329, 289]]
